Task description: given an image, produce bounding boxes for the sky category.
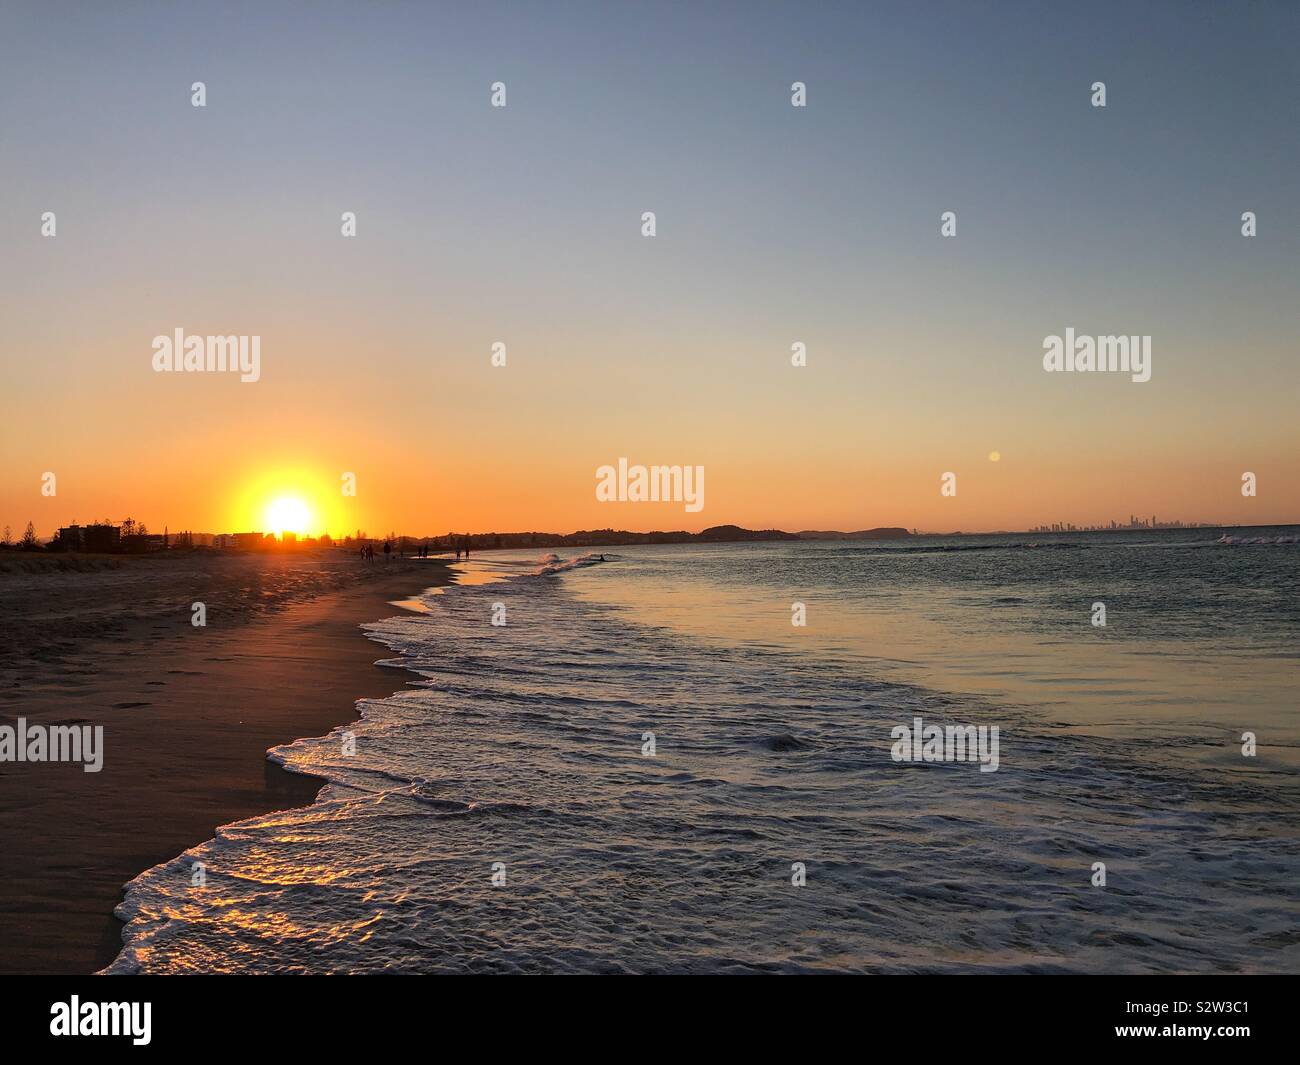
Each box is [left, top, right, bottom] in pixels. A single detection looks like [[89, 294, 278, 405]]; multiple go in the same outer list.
[[2, 0, 1298, 538]]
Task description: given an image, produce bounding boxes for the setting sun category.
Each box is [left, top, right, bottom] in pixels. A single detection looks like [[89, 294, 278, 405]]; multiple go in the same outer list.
[[263, 495, 313, 537], [227, 467, 343, 539]]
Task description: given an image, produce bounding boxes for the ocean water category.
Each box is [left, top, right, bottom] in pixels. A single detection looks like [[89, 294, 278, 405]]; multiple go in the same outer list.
[[107, 530, 1300, 973]]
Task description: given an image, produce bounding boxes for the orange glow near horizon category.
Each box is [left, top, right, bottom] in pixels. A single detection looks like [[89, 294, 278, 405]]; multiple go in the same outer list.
[[226, 468, 344, 539], [6, 441, 1300, 543]]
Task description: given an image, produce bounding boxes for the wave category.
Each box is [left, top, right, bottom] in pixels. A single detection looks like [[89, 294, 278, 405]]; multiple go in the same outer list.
[[851, 541, 1091, 555], [1217, 534, 1300, 546], [533, 551, 609, 574]]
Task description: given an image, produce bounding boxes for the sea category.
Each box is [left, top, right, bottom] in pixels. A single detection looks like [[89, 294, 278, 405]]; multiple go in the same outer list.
[[105, 528, 1300, 973]]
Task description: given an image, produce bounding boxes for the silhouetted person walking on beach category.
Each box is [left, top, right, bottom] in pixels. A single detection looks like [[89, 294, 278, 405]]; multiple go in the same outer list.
[[383, 541, 391, 562]]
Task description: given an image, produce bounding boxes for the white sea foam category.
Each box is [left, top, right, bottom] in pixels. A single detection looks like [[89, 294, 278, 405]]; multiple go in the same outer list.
[[1217, 534, 1299, 546], [104, 536, 1300, 974], [533, 551, 605, 575]]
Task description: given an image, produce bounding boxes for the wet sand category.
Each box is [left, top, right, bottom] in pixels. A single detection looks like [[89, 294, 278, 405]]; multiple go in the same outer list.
[[0, 550, 447, 974]]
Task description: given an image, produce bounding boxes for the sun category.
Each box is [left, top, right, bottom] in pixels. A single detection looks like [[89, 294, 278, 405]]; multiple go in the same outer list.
[[264, 495, 313, 536], [231, 467, 341, 540]]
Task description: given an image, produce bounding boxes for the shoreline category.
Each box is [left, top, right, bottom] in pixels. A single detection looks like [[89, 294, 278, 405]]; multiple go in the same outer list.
[[0, 553, 448, 975]]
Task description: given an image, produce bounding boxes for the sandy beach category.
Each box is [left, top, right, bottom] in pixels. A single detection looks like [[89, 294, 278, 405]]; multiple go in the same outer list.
[[0, 550, 447, 975]]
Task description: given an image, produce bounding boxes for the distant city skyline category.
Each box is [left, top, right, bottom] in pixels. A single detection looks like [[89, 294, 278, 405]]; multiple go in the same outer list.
[[1027, 514, 1215, 534]]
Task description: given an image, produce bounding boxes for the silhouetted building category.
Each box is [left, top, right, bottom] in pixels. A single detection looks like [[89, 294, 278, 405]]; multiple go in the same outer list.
[[122, 533, 166, 553], [53, 523, 121, 552]]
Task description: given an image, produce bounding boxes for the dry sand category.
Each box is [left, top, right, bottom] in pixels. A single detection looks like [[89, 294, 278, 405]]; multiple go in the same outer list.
[[0, 550, 449, 974]]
